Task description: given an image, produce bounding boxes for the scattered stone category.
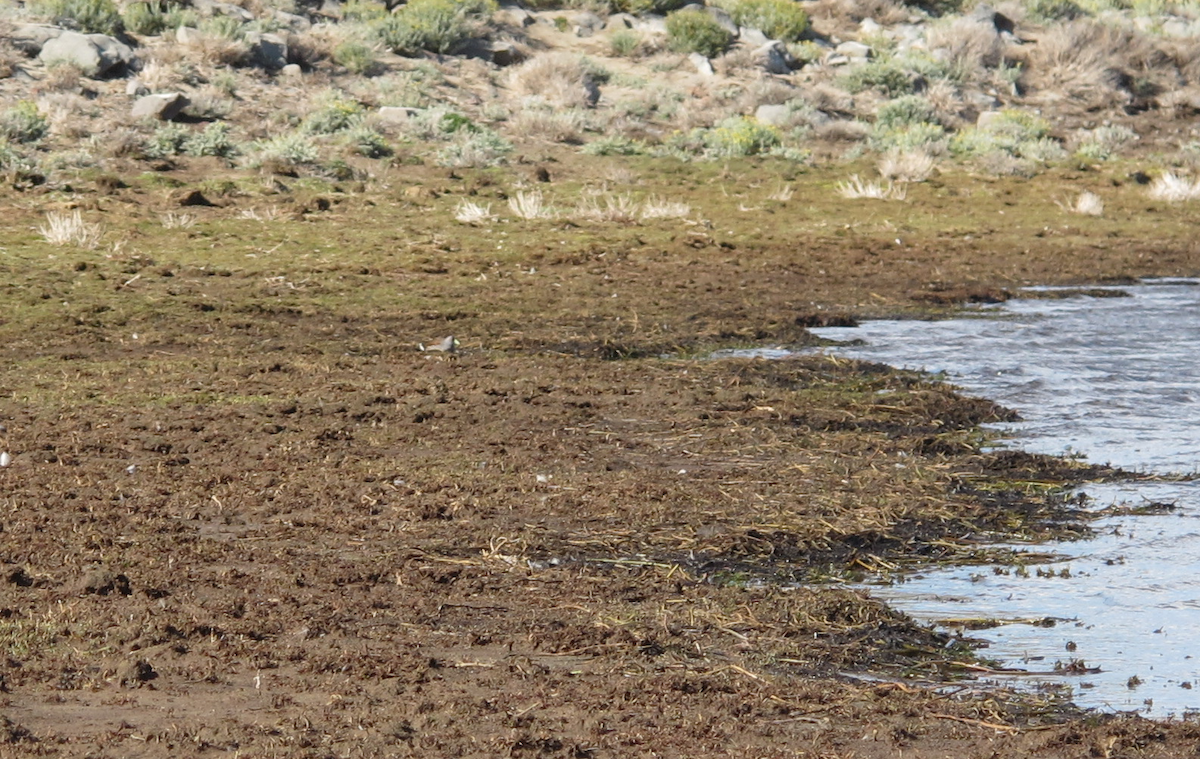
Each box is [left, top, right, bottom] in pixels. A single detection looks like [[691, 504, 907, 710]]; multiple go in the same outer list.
[[572, 11, 604, 37], [495, 6, 534, 27], [273, 10, 312, 32], [976, 109, 1004, 128], [635, 15, 668, 35], [176, 25, 202, 44], [10, 24, 64, 56], [967, 91, 1001, 111], [755, 103, 792, 126], [246, 31, 288, 70], [859, 17, 881, 34], [753, 41, 792, 74], [824, 53, 850, 67], [971, 4, 1016, 34], [280, 63, 303, 77], [125, 78, 149, 97], [378, 106, 421, 124], [131, 92, 189, 121], [489, 40, 523, 66], [115, 659, 157, 688], [78, 568, 132, 596], [706, 6, 739, 35], [174, 189, 217, 207], [739, 26, 770, 46], [688, 52, 715, 76], [835, 40, 871, 60], [605, 13, 635, 30], [39, 31, 136, 77]]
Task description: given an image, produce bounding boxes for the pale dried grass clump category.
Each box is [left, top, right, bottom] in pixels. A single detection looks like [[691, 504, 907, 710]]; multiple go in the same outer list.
[[768, 184, 794, 202], [1060, 191, 1104, 216], [576, 193, 640, 223], [509, 54, 599, 109], [508, 189, 554, 219], [877, 149, 936, 182], [1028, 20, 1170, 109], [836, 175, 907, 200], [139, 59, 186, 91], [185, 33, 251, 67], [39, 211, 103, 249], [37, 93, 96, 138], [454, 200, 495, 224], [508, 107, 590, 144], [640, 196, 691, 219], [160, 212, 198, 229], [38, 61, 84, 93], [926, 17, 1004, 76], [1148, 172, 1200, 202]]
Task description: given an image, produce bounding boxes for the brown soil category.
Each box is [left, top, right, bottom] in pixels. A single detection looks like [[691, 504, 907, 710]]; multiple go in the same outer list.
[[3, 157, 1200, 757]]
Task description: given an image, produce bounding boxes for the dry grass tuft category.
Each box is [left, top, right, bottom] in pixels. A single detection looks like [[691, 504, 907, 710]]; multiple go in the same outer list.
[[878, 149, 936, 183], [508, 189, 554, 219], [508, 107, 590, 144], [640, 196, 691, 219], [454, 200, 495, 224], [1060, 191, 1104, 216], [836, 175, 907, 201], [926, 17, 1003, 76], [509, 53, 600, 109], [576, 193, 641, 223], [1148, 172, 1200, 202], [1027, 20, 1170, 109], [39, 211, 103, 249], [160, 212, 198, 229]]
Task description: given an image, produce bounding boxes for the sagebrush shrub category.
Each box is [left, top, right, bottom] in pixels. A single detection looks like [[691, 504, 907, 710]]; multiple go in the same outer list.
[[0, 102, 49, 144], [375, 0, 496, 55], [666, 9, 733, 58], [874, 95, 938, 130], [334, 40, 379, 74], [122, 1, 168, 35], [721, 0, 808, 42], [184, 122, 239, 158], [302, 96, 365, 134], [32, 0, 124, 35]]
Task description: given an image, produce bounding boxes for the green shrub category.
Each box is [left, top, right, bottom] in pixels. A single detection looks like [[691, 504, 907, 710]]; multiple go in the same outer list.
[[435, 128, 512, 167], [721, 0, 808, 42], [666, 9, 733, 58], [302, 96, 365, 134], [0, 102, 49, 144], [608, 30, 641, 57], [144, 124, 190, 159], [874, 95, 938, 130], [184, 123, 239, 158], [669, 116, 780, 159], [199, 15, 245, 39], [31, 0, 124, 35], [333, 40, 379, 74], [163, 4, 199, 29], [343, 0, 389, 21], [375, 0, 496, 55], [252, 132, 320, 167], [122, 1, 168, 35], [871, 122, 946, 152], [839, 60, 914, 97], [344, 123, 392, 158], [581, 135, 646, 155]]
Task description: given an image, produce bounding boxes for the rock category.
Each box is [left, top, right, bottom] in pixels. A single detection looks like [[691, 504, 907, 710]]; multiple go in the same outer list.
[[39, 31, 136, 77], [280, 63, 302, 77], [378, 106, 421, 124], [495, 6, 533, 27], [174, 189, 216, 207], [176, 25, 202, 44], [859, 17, 881, 34], [755, 103, 792, 126], [489, 40, 523, 66], [10, 24, 65, 56], [78, 568, 131, 596], [835, 40, 871, 60], [246, 31, 288, 70], [115, 659, 157, 688], [635, 15, 668, 35], [970, 4, 1015, 34], [132, 92, 190, 120], [273, 10, 311, 31], [605, 13, 635, 30], [125, 78, 149, 97], [193, 0, 255, 21], [967, 91, 1001, 111], [688, 52, 714, 76], [706, 6, 739, 35], [824, 53, 850, 67], [572, 11, 604, 37], [976, 109, 1004, 129], [739, 26, 770, 46], [753, 41, 792, 74]]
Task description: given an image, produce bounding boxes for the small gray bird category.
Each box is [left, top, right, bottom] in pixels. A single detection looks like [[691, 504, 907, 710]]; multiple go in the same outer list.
[[420, 336, 457, 353]]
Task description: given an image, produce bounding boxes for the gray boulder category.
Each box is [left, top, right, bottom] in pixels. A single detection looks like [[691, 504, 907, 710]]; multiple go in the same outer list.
[[739, 26, 770, 46], [10, 24, 65, 56], [246, 31, 288, 70], [132, 92, 190, 121], [378, 106, 421, 125], [755, 103, 792, 126], [688, 52, 714, 76], [273, 10, 312, 32], [753, 41, 792, 74], [835, 40, 871, 60], [706, 6, 739, 35], [605, 13, 635, 30], [39, 31, 136, 77], [572, 12, 604, 37]]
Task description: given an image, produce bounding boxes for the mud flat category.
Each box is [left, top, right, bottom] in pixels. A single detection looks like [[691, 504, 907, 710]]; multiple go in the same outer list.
[[3, 162, 1200, 757]]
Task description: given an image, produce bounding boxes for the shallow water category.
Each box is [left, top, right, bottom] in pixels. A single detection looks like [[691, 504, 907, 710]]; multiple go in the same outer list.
[[804, 280, 1200, 718]]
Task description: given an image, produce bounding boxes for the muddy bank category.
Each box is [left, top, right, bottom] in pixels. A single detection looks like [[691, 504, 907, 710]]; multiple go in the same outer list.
[[2, 162, 1200, 757]]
